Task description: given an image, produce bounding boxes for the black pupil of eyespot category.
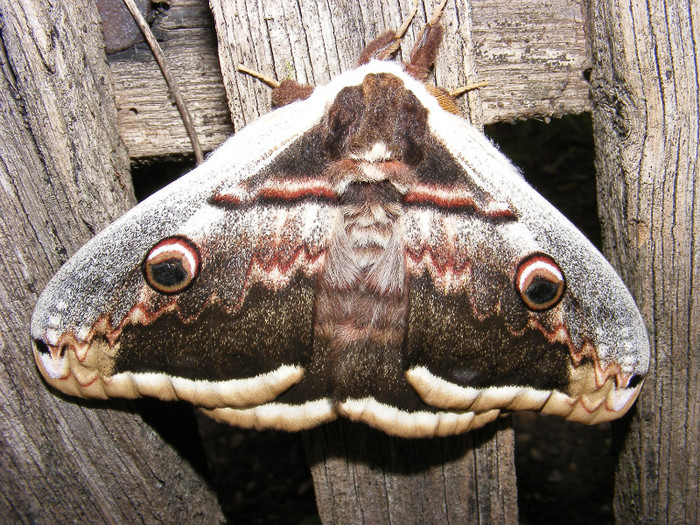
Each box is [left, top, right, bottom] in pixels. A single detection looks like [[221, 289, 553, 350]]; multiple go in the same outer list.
[[525, 276, 559, 305], [150, 258, 187, 287]]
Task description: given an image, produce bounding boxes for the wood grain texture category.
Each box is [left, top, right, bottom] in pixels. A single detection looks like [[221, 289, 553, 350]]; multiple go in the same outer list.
[[0, 1, 223, 522], [208, 1, 521, 522], [107, 0, 233, 160], [588, 0, 700, 522], [106, 0, 589, 160], [305, 419, 517, 525], [471, 0, 591, 122], [210, 0, 589, 130]]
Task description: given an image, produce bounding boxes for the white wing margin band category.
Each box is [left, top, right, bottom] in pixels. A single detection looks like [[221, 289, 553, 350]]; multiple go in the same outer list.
[[34, 347, 304, 409], [406, 366, 642, 425]]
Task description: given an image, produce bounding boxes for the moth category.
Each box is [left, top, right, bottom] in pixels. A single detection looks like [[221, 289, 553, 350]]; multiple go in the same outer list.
[[31, 5, 649, 439]]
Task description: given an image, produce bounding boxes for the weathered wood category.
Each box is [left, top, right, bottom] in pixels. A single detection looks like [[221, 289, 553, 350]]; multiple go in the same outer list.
[[0, 1, 223, 522], [588, 0, 699, 523], [471, 0, 591, 122], [107, 0, 233, 160], [304, 419, 517, 524], [104, 0, 588, 161], [208, 1, 521, 522], [209, 0, 589, 129]]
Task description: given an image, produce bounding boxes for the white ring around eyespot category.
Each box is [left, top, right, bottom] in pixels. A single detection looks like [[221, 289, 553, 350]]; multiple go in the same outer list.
[[147, 241, 198, 273], [517, 258, 564, 292]]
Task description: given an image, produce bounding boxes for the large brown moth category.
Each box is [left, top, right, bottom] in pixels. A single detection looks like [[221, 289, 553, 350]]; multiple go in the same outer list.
[[30, 4, 649, 439]]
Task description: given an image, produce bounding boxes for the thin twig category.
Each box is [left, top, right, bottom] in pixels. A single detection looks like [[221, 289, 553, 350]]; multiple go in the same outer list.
[[121, 0, 203, 164]]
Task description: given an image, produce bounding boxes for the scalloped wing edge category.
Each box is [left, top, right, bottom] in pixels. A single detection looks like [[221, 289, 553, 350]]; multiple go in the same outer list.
[[34, 348, 304, 409], [406, 366, 643, 425]]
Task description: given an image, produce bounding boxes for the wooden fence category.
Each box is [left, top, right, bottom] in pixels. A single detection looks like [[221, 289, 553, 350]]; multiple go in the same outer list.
[[0, 0, 696, 522]]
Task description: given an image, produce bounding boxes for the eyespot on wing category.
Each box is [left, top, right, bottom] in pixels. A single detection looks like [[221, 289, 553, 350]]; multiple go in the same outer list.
[[142, 236, 201, 294], [515, 253, 566, 311]]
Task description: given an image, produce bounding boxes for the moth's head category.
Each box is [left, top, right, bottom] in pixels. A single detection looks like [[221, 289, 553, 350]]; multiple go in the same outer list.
[[325, 73, 428, 165]]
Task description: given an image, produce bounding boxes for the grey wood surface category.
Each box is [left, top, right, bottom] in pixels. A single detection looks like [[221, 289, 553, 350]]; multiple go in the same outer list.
[[304, 419, 517, 524], [0, 1, 224, 522], [211, 0, 590, 129], [106, 0, 233, 160], [588, 0, 700, 522]]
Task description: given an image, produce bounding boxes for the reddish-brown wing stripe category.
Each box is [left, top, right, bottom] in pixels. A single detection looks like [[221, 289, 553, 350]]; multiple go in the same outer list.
[[211, 178, 338, 207], [403, 184, 516, 219], [256, 179, 338, 202], [210, 178, 513, 220], [209, 193, 243, 206]]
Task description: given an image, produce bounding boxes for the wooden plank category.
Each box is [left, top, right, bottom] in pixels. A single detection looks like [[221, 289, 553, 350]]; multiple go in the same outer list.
[[106, 0, 589, 160], [107, 0, 233, 160], [305, 420, 517, 524], [209, 0, 589, 130], [471, 0, 591, 122], [0, 1, 224, 522], [588, 0, 700, 522], [206, 1, 520, 523]]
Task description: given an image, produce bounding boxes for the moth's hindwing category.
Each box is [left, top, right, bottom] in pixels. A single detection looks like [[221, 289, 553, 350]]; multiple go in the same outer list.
[[32, 61, 649, 438]]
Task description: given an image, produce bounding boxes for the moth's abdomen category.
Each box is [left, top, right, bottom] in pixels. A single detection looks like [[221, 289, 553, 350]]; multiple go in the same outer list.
[[314, 180, 411, 408]]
